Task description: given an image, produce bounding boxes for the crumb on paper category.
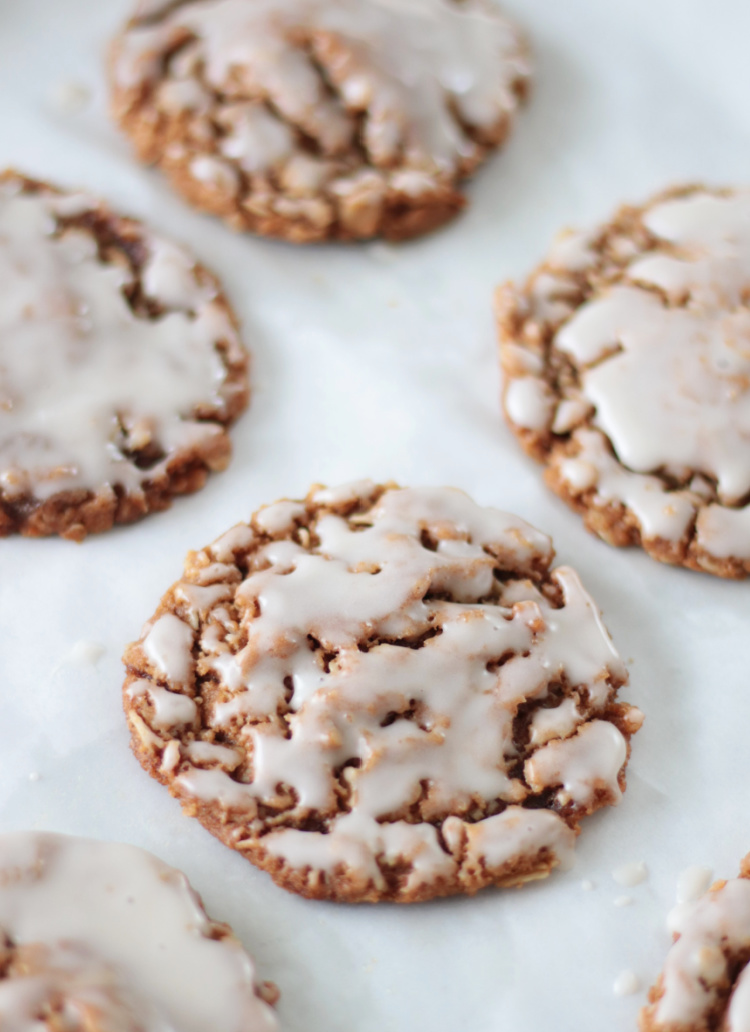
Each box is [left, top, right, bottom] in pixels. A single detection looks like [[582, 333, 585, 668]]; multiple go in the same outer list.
[[613, 970, 640, 997], [50, 79, 92, 113], [64, 640, 106, 666], [613, 861, 648, 887]]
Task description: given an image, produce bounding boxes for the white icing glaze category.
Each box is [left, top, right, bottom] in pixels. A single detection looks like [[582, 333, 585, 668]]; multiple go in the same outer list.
[[555, 428, 697, 542], [728, 964, 750, 1032], [0, 182, 240, 503], [612, 860, 648, 887], [189, 154, 240, 194], [524, 720, 627, 808], [139, 485, 634, 887], [556, 278, 750, 504], [116, 0, 528, 177], [697, 502, 750, 559], [614, 895, 633, 908], [676, 864, 713, 904], [143, 614, 194, 684], [0, 832, 277, 1032], [655, 876, 750, 1028], [504, 376, 554, 431]]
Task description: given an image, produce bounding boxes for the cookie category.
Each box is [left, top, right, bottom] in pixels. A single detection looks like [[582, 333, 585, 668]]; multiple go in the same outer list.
[[109, 0, 530, 243], [0, 171, 248, 541], [122, 480, 642, 904], [0, 831, 279, 1031], [640, 855, 750, 1032], [497, 185, 750, 579]]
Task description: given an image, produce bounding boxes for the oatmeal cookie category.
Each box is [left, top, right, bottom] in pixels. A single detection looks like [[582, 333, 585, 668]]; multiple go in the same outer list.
[[640, 855, 750, 1032], [0, 831, 278, 1032], [0, 171, 248, 541], [109, 0, 530, 243], [122, 480, 642, 904], [497, 185, 750, 579]]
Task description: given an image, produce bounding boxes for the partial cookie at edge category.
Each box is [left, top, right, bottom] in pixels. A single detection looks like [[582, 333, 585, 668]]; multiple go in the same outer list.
[[0, 831, 279, 1032], [0, 170, 249, 541], [497, 184, 750, 579], [640, 854, 750, 1032], [122, 480, 642, 904]]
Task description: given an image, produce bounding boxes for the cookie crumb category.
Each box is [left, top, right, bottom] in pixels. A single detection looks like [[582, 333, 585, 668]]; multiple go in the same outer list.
[[613, 970, 641, 997], [50, 79, 91, 113], [613, 861, 648, 887], [65, 641, 106, 666]]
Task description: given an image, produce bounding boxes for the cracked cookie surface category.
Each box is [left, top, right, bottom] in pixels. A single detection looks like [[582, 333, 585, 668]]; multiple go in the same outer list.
[[123, 480, 641, 904], [641, 854, 750, 1032], [0, 171, 248, 541], [0, 831, 278, 1032], [109, 0, 530, 243], [497, 184, 750, 578]]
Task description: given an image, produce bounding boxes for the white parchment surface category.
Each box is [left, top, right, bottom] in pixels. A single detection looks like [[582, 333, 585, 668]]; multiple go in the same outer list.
[[1, 1, 750, 1029]]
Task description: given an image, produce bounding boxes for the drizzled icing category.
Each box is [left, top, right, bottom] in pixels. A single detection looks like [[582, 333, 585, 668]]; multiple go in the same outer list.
[[648, 874, 750, 1032], [126, 483, 640, 898], [502, 188, 750, 562], [115, 0, 529, 178], [0, 176, 242, 504], [0, 832, 278, 1032]]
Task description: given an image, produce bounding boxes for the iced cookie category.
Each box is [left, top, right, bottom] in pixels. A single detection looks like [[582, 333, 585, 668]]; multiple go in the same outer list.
[[497, 185, 750, 579], [0, 171, 248, 541], [640, 855, 750, 1032], [109, 0, 530, 243], [0, 831, 278, 1031], [122, 480, 642, 904]]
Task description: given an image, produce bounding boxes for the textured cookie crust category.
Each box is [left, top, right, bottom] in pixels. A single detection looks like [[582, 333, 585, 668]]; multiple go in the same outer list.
[[0, 171, 248, 541], [122, 480, 642, 904], [0, 831, 278, 1032], [109, 0, 530, 243], [497, 184, 750, 579], [640, 855, 750, 1032]]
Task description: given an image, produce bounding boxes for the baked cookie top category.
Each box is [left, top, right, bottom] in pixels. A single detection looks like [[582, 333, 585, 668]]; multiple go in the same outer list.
[[0, 831, 278, 1032], [110, 0, 530, 242], [123, 480, 642, 904], [0, 171, 248, 541], [498, 185, 750, 579], [641, 855, 750, 1032]]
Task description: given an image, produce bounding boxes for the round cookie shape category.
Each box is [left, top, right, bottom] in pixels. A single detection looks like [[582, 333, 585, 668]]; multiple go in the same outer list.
[[122, 480, 642, 904], [0, 831, 279, 1032], [109, 0, 530, 243], [0, 171, 248, 541], [640, 855, 750, 1032], [497, 185, 750, 578]]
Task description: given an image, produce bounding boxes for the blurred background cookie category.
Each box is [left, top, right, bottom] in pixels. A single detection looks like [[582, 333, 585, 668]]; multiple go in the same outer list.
[[0, 171, 248, 541], [0, 831, 279, 1031], [109, 0, 530, 243]]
